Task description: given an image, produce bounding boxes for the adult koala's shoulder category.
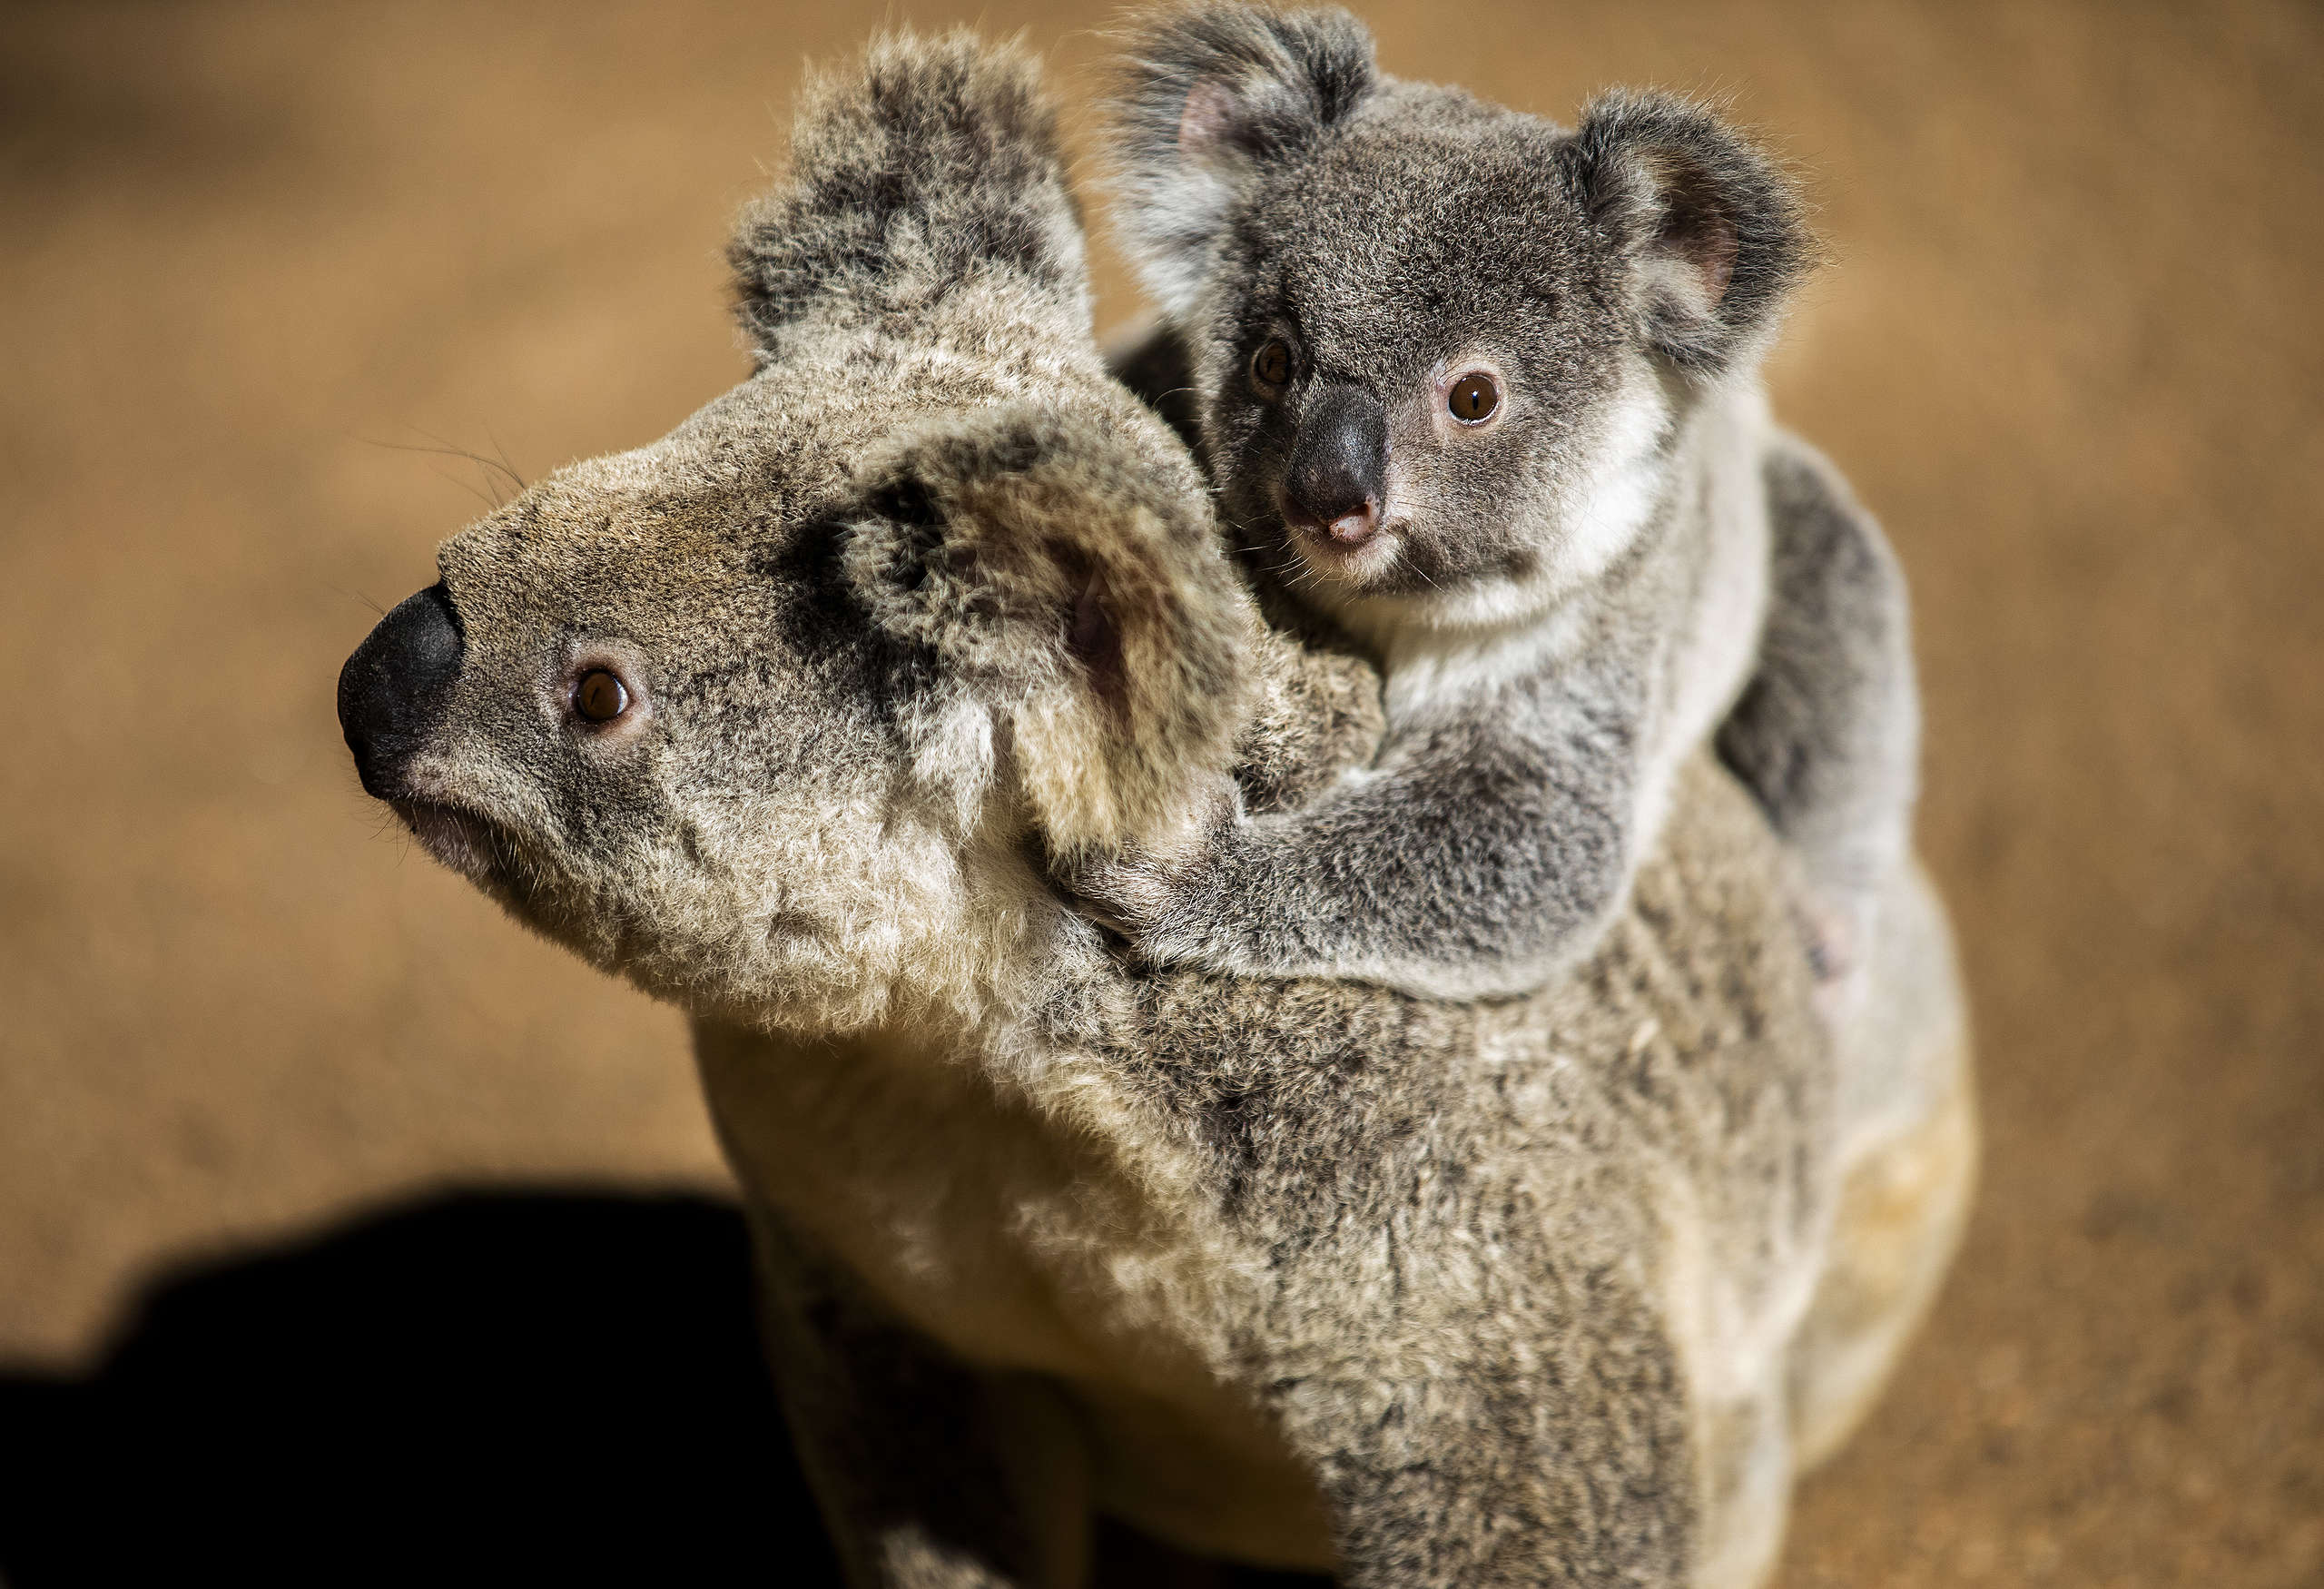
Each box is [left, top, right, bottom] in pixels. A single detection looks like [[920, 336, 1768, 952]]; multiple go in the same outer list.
[[338, 26, 1973, 1589]]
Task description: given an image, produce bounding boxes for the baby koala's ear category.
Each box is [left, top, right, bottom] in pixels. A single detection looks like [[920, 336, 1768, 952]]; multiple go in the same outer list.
[[844, 405, 1256, 859], [1109, 4, 1378, 317], [1561, 92, 1814, 374]]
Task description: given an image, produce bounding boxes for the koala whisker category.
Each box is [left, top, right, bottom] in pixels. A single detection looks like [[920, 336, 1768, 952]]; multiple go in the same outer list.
[[359, 429, 530, 508], [1270, 558, 1330, 597], [330, 583, 389, 618], [408, 426, 528, 497], [484, 428, 528, 491], [436, 465, 504, 513]]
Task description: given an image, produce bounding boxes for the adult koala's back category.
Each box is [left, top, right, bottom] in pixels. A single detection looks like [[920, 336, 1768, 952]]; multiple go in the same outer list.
[[336, 30, 1971, 1589]]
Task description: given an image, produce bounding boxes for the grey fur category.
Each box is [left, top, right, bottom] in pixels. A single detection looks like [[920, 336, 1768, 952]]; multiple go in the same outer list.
[[731, 35, 1091, 358], [1715, 435, 1920, 997], [337, 29, 1973, 1588], [1104, 324, 1917, 1012], [1092, 4, 1920, 1004]]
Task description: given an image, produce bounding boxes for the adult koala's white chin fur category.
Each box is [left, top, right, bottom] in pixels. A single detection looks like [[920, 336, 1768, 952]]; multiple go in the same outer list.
[[337, 25, 1973, 1589]]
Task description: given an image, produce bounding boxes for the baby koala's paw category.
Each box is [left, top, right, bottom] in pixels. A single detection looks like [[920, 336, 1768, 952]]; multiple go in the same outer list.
[[1793, 888, 1871, 1028], [1057, 773, 1244, 968]]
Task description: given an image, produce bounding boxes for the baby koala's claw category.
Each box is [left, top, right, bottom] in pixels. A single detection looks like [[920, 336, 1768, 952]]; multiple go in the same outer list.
[[1064, 851, 1183, 939], [1057, 774, 1241, 962], [1793, 888, 1872, 1028]]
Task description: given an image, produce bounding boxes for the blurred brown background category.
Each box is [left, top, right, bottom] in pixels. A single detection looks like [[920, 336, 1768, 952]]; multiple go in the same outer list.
[[2, 1, 2318, 1583]]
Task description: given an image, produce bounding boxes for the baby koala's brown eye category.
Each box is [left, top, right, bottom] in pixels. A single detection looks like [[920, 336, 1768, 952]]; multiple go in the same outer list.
[[1448, 371, 1501, 424], [574, 668, 628, 724], [1250, 339, 1294, 390]]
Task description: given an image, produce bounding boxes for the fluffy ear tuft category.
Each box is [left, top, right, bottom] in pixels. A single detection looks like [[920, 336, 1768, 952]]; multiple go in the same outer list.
[[1108, 4, 1378, 317], [1561, 92, 1814, 374], [843, 406, 1256, 858], [731, 31, 1088, 356]]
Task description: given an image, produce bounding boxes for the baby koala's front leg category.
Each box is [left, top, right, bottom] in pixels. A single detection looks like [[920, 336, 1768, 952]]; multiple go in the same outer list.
[[1062, 769, 1247, 953], [1070, 691, 1641, 1002]]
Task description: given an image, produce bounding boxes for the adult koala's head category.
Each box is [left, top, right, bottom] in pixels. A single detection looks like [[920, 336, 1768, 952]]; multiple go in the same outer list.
[[1109, 3, 1810, 627], [338, 35, 1252, 1033]]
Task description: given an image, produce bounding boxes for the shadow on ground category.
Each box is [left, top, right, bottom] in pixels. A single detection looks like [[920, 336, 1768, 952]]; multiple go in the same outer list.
[[0, 1191, 1320, 1586]]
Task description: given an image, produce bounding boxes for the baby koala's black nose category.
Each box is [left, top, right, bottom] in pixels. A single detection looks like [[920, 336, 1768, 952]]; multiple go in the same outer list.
[[1283, 382, 1387, 548], [339, 581, 463, 799]]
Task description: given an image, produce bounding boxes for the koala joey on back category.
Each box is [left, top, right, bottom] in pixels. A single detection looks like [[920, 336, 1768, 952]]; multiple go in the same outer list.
[[338, 28, 1973, 1589], [1095, 3, 1919, 1004]]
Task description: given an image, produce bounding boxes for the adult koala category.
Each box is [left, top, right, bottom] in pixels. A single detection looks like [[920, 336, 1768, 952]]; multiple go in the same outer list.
[[337, 31, 1973, 1589]]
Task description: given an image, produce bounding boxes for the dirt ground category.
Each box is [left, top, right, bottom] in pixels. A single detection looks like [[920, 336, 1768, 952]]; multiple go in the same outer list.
[[2, 2, 2318, 1583]]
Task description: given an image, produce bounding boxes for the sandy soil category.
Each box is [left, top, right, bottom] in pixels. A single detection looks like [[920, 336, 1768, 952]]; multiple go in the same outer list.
[[1, 2, 2317, 1583]]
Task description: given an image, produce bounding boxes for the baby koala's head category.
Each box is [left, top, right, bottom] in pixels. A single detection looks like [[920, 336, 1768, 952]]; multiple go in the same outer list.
[[1110, 4, 1810, 631]]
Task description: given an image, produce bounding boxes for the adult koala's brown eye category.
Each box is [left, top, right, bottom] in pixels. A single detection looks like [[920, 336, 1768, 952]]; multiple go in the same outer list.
[[1250, 339, 1294, 390], [574, 668, 628, 723], [1448, 372, 1501, 424]]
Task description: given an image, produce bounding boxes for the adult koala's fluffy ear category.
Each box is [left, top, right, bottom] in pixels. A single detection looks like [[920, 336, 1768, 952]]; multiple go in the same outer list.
[[730, 31, 1089, 356], [1109, 4, 1378, 317], [844, 406, 1256, 860], [1560, 92, 1815, 374]]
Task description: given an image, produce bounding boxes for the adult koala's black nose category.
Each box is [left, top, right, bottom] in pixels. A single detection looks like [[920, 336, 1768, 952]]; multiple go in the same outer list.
[[339, 582, 463, 799], [1284, 382, 1388, 548]]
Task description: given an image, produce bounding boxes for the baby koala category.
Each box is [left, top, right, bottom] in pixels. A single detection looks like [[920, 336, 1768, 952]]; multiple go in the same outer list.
[[1090, 2, 1916, 1002]]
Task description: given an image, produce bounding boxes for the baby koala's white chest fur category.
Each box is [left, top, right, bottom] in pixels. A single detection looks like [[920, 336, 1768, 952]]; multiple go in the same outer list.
[[1645, 382, 1780, 834], [1344, 377, 1777, 859]]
